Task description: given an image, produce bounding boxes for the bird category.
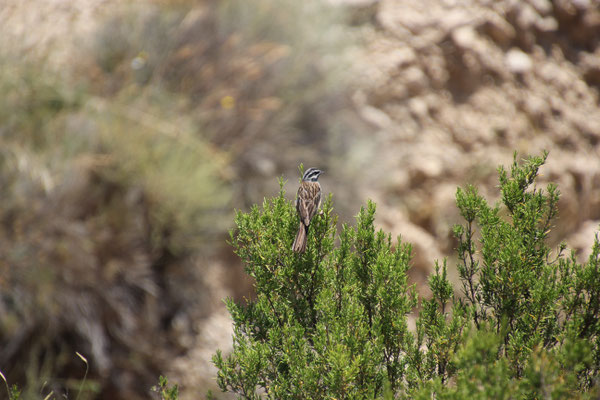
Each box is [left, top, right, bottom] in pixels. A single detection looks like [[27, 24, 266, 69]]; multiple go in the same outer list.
[[292, 167, 324, 253]]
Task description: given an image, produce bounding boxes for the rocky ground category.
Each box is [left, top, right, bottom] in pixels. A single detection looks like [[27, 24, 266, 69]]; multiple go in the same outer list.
[[2, 0, 599, 398], [341, 0, 600, 284]]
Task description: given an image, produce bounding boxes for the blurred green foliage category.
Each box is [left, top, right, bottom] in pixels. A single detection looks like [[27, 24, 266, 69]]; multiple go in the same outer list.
[[86, 0, 352, 189], [152, 375, 179, 400], [0, 51, 230, 397], [0, 0, 352, 397]]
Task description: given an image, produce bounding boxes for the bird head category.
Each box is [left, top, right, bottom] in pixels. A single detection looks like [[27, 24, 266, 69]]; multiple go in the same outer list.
[[302, 168, 324, 182]]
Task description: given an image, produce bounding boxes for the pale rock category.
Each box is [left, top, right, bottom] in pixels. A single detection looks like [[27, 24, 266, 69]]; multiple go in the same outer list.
[[408, 97, 429, 119], [388, 47, 418, 68], [440, 9, 474, 33], [379, 4, 431, 34], [452, 25, 478, 49], [360, 105, 393, 130], [581, 50, 600, 86], [554, 0, 578, 18], [516, 4, 541, 30], [566, 220, 600, 262], [386, 215, 442, 291], [505, 48, 532, 73], [572, 0, 592, 10], [536, 16, 558, 32], [528, 0, 552, 15], [327, 0, 378, 5], [424, 54, 450, 87], [410, 155, 444, 181], [481, 13, 516, 46], [523, 95, 549, 126], [404, 66, 429, 94]]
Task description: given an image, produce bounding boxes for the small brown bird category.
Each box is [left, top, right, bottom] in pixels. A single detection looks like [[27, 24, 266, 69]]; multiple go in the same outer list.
[[292, 167, 324, 253]]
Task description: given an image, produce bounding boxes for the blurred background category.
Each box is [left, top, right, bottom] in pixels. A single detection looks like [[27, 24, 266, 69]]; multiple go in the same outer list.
[[1, 0, 599, 398]]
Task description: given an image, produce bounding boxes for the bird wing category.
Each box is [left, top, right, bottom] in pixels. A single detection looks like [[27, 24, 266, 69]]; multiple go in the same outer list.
[[297, 182, 321, 226]]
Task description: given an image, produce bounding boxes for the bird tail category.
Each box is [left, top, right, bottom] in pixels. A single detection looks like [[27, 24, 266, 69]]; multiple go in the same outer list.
[[292, 223, 308, 253]]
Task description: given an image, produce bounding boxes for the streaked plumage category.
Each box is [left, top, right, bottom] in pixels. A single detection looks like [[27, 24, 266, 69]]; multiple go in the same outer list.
[[292, 168, 324, 253]]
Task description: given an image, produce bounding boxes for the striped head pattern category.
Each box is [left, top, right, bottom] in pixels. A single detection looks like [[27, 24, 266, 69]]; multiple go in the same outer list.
[[302, 168, 324, 182]]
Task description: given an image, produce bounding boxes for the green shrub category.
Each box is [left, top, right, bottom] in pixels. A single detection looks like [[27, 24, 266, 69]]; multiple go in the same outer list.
[[152, 376, 179, 400], [213, 153, 600, 398], [214, 192, 416, 398]]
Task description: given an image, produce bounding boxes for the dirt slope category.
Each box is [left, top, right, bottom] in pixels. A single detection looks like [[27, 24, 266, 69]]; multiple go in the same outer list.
[[351, 0, 600, 280]]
